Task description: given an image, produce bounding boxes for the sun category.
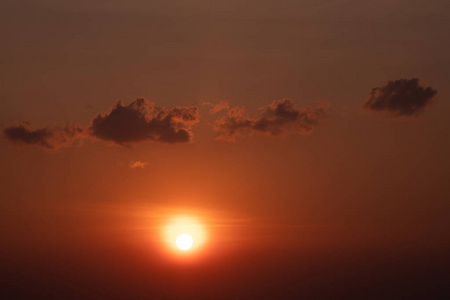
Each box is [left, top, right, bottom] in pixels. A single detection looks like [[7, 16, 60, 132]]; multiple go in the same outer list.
[[162, 215, 207, 255], [176, 233, 193, 250]]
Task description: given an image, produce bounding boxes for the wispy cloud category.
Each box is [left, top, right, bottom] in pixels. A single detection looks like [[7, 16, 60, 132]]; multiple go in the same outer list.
[[209, 101, 230, 114], [200, 101, 230, 114], [214, 99, 327, 141], [3, 122, 83, 150]]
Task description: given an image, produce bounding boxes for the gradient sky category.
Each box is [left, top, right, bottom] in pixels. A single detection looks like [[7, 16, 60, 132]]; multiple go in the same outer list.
[[1, 1, 450, 299]]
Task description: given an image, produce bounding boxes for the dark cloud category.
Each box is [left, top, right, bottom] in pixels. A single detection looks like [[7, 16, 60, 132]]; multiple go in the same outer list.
[[364, 78, 437, 116], [3, 99, 200, 150], [3, 123, 83, 150], [214, 99, 326, 141], [89, 98, 199, 145]]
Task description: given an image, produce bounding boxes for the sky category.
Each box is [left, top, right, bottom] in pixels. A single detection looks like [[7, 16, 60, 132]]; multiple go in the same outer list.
[[1, 0, 450, 299]]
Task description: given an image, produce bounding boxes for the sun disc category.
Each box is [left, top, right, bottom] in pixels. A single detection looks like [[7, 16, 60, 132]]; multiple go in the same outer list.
[[176, 233, 193, 250]]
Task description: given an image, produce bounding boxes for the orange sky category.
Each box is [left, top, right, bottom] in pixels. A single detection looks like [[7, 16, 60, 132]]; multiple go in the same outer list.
[[1, 1, 450, 298]]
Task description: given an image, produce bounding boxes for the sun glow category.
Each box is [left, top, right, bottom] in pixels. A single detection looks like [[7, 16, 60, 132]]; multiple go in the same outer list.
[[162, 215, 207, 254]]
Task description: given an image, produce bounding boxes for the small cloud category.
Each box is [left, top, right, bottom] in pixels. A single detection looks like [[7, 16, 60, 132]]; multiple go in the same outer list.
[[364, 78, 437, 116], [3, 123, 83, 150], [129, 161, 148, 169], [88, 98, 200, 145], [214, 99, 326, 141]]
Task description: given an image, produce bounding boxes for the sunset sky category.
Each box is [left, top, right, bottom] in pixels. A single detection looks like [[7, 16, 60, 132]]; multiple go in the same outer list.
[[1, 1, 450, 299]]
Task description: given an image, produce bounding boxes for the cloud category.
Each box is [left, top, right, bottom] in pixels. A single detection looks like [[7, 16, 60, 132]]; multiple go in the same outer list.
[[3, 99, 200, 150], [209, 101, 230, 114], [3, 123, 83, 150], [200, 101, 230, 114], [364, 78, 437, 116], [129, 161, 148, 169], [89, 98, 200, 145], [214, 99, 326, 141]]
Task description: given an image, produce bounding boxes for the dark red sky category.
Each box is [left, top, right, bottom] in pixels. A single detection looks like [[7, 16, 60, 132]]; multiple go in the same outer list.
[[1, 1, 450, 299]]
